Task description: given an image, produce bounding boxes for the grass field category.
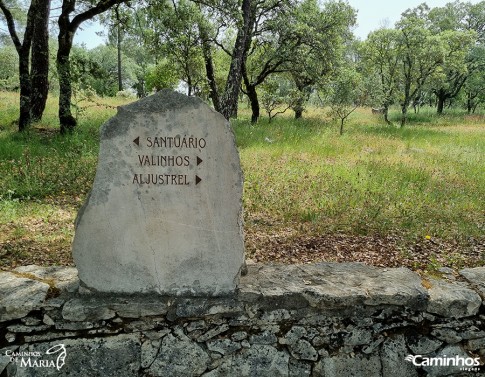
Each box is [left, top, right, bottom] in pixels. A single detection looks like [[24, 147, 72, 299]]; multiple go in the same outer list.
[[1, 91, 484, 273]]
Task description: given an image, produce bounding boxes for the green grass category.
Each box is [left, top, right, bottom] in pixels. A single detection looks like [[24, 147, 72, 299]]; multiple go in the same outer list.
[[0, 91, 484, 270], [234, 107, 485, 243]]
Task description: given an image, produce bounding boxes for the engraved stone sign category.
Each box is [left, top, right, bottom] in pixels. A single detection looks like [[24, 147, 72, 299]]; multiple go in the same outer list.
[[72, 90, 245, 295]]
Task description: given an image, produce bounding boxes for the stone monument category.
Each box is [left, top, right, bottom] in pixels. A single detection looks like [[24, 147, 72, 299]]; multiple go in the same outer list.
[[72, 90, 245, 295]]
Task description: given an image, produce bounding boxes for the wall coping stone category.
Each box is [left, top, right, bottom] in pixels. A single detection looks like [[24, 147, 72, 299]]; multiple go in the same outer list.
[[1, 263, 484, 323]]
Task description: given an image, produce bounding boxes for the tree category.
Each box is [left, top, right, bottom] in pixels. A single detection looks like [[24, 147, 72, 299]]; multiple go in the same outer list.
[[30, 0, 50, 121], [145, 59, 179, 92], [148, 0, 205, 96], [259, 74, 295, 122], [428, 2, 480, 114], [56, 0, 128, 134], [429, 30, 476, 114], [464, 45, 485, 113], [360, 29, 401, 124], [285, 0, 356, 119], [395, 8, 446, 126], [326, 66, 363, 135], [0, 0, 51, 130]]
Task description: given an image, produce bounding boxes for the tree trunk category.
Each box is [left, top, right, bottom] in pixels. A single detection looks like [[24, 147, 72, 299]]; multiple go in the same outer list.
[[247, 85, 260, 124], [437, 95, 445, 115], [199, 22, 221, 113], [383, 105, 391, 125], [117, 22, 122, 92], [0, 0, 41, 131], [400, 104, 408, 127], [467, 93, 473, 114], [18, 48, 32, 131], [220, 0, 253, 120], [57, 23, 77, 134], [30, 0, 50, 121], [242, 61, 259, 123], [339, 119, 344, 135]]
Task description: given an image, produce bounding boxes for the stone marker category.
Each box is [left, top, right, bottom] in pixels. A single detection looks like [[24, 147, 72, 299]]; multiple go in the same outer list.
[[72, 90, 245, 295]]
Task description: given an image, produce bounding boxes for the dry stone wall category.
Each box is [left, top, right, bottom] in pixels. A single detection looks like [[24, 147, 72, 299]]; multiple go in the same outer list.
[[1, 263, 484, 377]]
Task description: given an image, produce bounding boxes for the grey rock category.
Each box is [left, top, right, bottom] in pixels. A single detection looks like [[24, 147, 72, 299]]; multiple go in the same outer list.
[[423, 345, 479, 377], [240, 263, 428, 310], [14, 335, 141, 377], [289, 359, 311, 377], [0, 355, 10, 375], [198, 324, 230, 342], [460, 267, 485, 297], [427, 278, 481, 318], [260, 309, 292, 323], [467, 337, 485, 351], [143, 329, 170, 340], [124, 319, 156, 332], [6, 324, 51, 333], [141, 339, 161, 368], [343, 329, 373, 346], [231, 331, 248, 341], [14, 265, 79, 293], [54, 321, 96, 330], [21, 317, 42, 326], [380, 335, 418, 377], [458, 327, 485, 340], [187, 320, 207, 332], [288, 339, 318, 361], [42, 297, 65, 310], [62, 298, 116, 322], [148, 333, 210, 376], [250, 330, 278, 345], [207, 339, 242, 355], [0, 272, 49, 322], [24, 332, 78, 343], [407, 336, 443, 354], [43, 314, 55, 326], [315, 354, 382, 377], [73, 90, 245, 295], [280, 326, 307, 345], [431, 328, 463, 344], [203, 345, 289, 377], [362, 337, 384, 354], [111, 297, 169, 318]]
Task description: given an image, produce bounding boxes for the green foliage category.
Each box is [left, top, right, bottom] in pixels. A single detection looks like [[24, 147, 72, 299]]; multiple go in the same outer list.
[[259, 75, 296, 122], [145, 60, 179, 92], [0, 45, 18, 90], [325, 67, 363, 134], [70, 45, 140, 97]]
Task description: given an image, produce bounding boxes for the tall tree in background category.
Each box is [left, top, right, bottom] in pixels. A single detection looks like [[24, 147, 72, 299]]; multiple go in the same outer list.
[[0, 0, 50, 130], [30, 0, 50, 121], [218, 0, 254, 119], [396, 6, 445, 126], [361, 29, 401, 124], [285, 0, 356, 119], [56, 0, 127, 134]]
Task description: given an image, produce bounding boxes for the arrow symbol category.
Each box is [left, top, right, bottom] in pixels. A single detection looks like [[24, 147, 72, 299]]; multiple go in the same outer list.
[[133, 136, 140, 146], [196, 156, 203, 166], [195, 175, 202, 185]]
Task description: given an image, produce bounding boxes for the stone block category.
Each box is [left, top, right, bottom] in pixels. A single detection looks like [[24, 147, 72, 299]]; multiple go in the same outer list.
[[72, 90, 245, 295], [0, 272, 49, 322]]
